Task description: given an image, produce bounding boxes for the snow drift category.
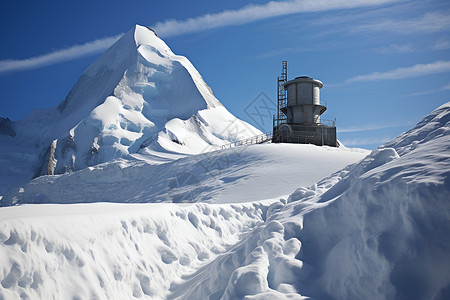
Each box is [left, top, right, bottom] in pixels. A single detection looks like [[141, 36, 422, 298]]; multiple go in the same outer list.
[[195, 102, 449, 300], [0, 25, 260, 196], [0, 202, 269, 300], [0, 103, 448, 300]]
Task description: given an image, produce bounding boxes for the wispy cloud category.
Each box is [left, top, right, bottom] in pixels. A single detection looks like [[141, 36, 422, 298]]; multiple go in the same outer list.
[[374, 43, 414, 54], [340, 136, 392, 146], [352, 11, 450, 34], [0, 0, 397, 74], [433, 38, 450, 50], [339, 121, 413, 133], [345, 60, 450, 83], [0, 35, 122, 74], [154, 0, 397, 37], [406, 82, 450, 97]]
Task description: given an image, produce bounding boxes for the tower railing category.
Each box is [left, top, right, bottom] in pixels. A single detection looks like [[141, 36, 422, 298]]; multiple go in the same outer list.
[[319, 119, 336, 127]]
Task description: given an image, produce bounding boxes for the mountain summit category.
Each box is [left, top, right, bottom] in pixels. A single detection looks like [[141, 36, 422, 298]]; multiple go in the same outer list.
[[0, 25, 260, 194]]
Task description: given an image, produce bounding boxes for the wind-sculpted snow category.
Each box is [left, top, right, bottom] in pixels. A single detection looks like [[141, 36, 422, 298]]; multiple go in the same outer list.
[[0, 202, 269, 300], [214, 102, 449, 300], [171, 102, 450, 299]]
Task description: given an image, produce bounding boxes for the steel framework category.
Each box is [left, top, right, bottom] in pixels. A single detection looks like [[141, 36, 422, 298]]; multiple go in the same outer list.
[[274, 61, 287, 128]]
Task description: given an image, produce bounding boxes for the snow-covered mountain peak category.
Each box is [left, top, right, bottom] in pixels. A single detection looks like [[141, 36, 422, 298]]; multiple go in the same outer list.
[[46, 24, 258, 175], [58, 24, 188, 116], [0, 25, 260, 194], [133, 25, 171, 50], [80, 25, 173, 78]]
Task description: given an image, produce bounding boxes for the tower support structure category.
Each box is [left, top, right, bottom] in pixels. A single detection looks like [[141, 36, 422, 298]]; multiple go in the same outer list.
[[272, 61, 337, 147]]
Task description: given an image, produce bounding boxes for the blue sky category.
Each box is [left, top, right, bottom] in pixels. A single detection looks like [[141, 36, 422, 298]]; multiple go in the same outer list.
[[0, 0, 449, 149]]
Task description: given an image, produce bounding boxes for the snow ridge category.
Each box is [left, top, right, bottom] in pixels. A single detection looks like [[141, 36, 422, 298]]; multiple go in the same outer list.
[[383, 101, 450, 156]]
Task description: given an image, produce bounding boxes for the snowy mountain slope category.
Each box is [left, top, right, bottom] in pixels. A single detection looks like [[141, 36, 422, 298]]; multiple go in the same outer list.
[[0, 103, 447, 300], [178, 102, 449, 300], [383, 102, 450, 156], [0, 141, 368, 300], [290, 102, 450, 300], [0, 25, 260, 196], [1, 144, 369, 206], [0, 136, 40, 199]]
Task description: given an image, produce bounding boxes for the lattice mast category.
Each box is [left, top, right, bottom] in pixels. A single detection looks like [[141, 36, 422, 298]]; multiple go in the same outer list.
[[276, 61, 288, 128]]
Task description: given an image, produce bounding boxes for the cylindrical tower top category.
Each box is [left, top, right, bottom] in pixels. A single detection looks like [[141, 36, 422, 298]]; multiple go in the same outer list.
[[282, 75, 326, 124], [284, 76, 323, 89]]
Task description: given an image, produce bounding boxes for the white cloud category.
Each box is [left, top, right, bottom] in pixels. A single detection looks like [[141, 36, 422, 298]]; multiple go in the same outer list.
[[433, 38, 450, 50], [406, 82, 450, 97], [154, 0, 397, 37], [339, 122, 413, 133], [0, 35, 123, 73], [375, 43, 414, 54], [0, 0, 397, 74], [352, 11, 450, 34], [346, 60, 450, 83], [340, 136, 392, 146]]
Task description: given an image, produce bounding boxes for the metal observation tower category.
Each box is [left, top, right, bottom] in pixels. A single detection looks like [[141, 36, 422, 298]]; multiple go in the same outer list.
[[273, 61, 337, 147]]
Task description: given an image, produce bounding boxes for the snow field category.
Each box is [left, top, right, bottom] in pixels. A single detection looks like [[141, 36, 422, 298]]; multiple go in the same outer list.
[[0, 201, 272, 300], [2, 143, 369, 206], [1, 98, 449, 300], [0, 141, 369, 299]]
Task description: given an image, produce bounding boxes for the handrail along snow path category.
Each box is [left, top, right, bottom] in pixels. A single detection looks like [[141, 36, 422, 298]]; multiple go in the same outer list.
[[221, 132, 273, 149]]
